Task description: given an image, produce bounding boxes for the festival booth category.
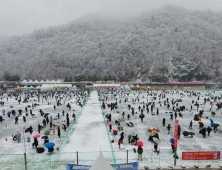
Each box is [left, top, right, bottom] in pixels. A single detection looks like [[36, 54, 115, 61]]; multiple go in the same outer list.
[[66, 153, 138, 170]]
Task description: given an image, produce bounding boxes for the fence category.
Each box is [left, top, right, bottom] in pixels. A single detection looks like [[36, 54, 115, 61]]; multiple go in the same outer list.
[[0, 149, 222, 170]]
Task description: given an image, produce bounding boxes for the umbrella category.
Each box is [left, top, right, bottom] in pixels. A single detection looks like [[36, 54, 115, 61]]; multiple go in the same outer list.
[[7, 111, 11, 115], [170, 138, 174, 145], [198, 117, 202, 121], [153, 137, 159, 144], [33, 135, 40, 139], [165, 112, 168, 114], [44, 130, 51, 135], [45, 142, 55, 148], [113, 130, 118, 133], [137, 141, 143, 147], [107, 122, 113, 126], [118, 118, 122, 121]]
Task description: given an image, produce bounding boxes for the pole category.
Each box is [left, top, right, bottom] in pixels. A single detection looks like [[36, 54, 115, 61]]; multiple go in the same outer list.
[[174, 149, 177, 166], [77, 151, 78, 165], [127, 150, 128, 163]]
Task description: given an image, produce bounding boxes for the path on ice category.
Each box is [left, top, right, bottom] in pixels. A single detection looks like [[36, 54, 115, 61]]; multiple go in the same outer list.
[[63, 91, 112, 153]]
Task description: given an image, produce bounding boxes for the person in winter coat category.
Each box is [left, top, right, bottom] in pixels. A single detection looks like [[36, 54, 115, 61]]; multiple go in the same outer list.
[[38, 124, 41, 133], [127, 114, 130, 120], [207, 126, 212, 136], [57, 113, 60, 119], [43, 119, 46, 127], [109, 125, 112, 132], [128, 134, 132, 143], [34, 138, 38, 149], [189, 121, 192, 129], [58, 126, 61, 138], [202, 127, 206, 138], [154, 142, 158, 153], [170, 113, 173, 120], [167, 124, 172, 134], [122, 111, 125, 119], [140, 114, 144, 122], [118, 138, 121, 149], [23, 116, 26, 122], [15, 116, 18, 124], [120, 132, 124, 142], [17, 132, 21, 143], [162, 118, 166, 126], [138, 146, 143, 161], [29, 126, 33, 134]]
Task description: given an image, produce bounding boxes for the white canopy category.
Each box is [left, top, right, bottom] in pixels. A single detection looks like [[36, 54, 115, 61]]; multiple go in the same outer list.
[[56, 79, 61, 83], [40, 80, 45, 83], [34, 80, 39, 83], [136, 84, 140, 88], [50, 80, 56, 84], [130, 85, 134, 88], [45, 79, 50, 83], [90, 153, 114, 170], [28, 80, 33, 83], [21, 80, 27, 84]]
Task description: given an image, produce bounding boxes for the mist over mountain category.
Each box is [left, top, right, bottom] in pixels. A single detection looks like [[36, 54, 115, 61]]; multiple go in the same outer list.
[[0, 5, 222, 82]]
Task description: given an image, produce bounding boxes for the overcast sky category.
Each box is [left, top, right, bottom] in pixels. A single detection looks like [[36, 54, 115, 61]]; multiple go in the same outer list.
[[0, 0, 222, 36]]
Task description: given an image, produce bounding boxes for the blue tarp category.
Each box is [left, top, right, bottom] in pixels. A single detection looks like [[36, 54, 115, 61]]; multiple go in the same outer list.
[[66, 162, 139, 170]]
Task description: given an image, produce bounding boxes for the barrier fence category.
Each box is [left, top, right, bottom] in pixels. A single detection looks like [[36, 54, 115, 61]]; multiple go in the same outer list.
[[0, 149, 222, 170]]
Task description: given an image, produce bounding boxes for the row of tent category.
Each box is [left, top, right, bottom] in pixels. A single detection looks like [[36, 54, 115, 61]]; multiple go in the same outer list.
[[21, 79, 62, 84]]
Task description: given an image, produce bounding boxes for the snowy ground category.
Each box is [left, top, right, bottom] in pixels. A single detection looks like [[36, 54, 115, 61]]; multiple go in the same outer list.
[[0, 89, 222, 169]]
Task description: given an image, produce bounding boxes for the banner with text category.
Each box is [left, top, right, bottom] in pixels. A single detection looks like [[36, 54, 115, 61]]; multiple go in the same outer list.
[[174, 119, 179, 150], [182, 151, 221, 160], [66, 162, 139, 170]]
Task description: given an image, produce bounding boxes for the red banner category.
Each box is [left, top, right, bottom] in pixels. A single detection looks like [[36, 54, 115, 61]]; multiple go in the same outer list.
[[174, 120, 179, 150], [182, 151, 221, 160]]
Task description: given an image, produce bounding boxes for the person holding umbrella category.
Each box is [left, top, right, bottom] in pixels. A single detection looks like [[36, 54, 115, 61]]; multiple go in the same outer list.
[[137, 141, 143, 161], [109, 125, 112, 132], [45, 142, 55, 152]]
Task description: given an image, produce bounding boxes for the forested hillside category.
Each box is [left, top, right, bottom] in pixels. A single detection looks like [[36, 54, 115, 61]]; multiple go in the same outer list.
[[0, 5, 222, 82]]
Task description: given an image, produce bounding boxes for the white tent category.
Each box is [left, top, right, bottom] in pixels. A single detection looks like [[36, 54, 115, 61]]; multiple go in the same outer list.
[[50, 80, 56, 84], [136, 84, 140, 88], [34, 80, 39, 83], [130, 85, 134, 88], [28, 80, 33, 83], [45, 79, 50, 83], [21, 80, 27, 84], [40, 80, 45, 84], [89, 153, 114, 170], [56, 79, 61, 83]]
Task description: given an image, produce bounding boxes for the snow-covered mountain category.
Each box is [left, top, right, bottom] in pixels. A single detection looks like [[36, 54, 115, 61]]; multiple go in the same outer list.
[[0, 5, 221, 82]]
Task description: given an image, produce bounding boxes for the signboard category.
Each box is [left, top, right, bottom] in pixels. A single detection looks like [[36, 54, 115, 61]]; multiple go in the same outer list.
[[169, 82, 205, 85], [174, 119, 179, 150], [182, 151, 221, 160], [66, 162, 139, 170]]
